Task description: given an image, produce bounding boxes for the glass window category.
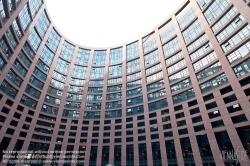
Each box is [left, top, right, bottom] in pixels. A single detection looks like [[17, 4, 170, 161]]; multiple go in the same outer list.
[[147, 79, 164, 92], [37, 59, 49, 73], [166, 51, 183, 66], [176, 120, 187, 127], [182, 20, 203, 44], [64, 101, 81, 109], [44, 95, 61, 106], [142, 33, 157, 53], [107, 78, 122, 85], [0, 80, 18, 98], [126, 105, 144, 116], [187, 34, 207, 53], [36, 11, 50, 37], [55, 58, 70, 74], [126, 96, 143, 106], [169, 68, 189, 83], [0, 37, 12, 59], [167, 59, 186, 74], [126, 41, 139, 60], [105, 110, 122, 118], [196, 0, 212, 10], [41, 104, 58, 116], [223, 94, 237, 104], [68, 85, 84, 93], [172, 88, 196, 104], [20, 95, 37, 109], [126, 145, 134, 165], [12, 19, 23, 39], [196, 134, 215, 164], [206, 101, 218, 110], [178, 128, 188, 135], [60, 41, 75, 61], [200, 73, 228, 93], [66, 93, 82, 101], [126, 58, 140, 74], [138, 143, 147, 165], [196, 62, 222, 82], [19, 5, 31, 30], [50, 79, 64, 89], [92, 50, 106, 66], [105, 101, 121, 109], [29, 0, 42, 18], [70, 78, 85, 85], [148, 99, 168, 111], [227, 41, 250, 64], [162, 38, 180, 57], [84, 112, 101, 119], [85, 103, 102, 110], [193, 52, 217, 71], [146, 63, 162, 75], [23, 42, 35, 59], [33, 67, 46, 80], [171, 78, 192, 93], [6, 69, 23, 87], [126, 79, 142, 89], [89, 80, 104, 86], [6, 28, 17, 48], [236, 126, 250, 157], [106, 92, 122, 100], [192, 115, 203, 123], [86, 94, 102, 101], [0, 55, 6, 70], [233, 59, 250, 78], [40, 46, 55, 65], [127, 72, 141, 81], [12, 59, 27, 77], [29, 75, 44, 89], [159, 22, 176, 44], [28, 29, 41, 51], [90, 67, 105, 79], [190, 42, 212, 61], [72, 65, 87, 78], [46, 29, 61, 52], [204, 0, 231, 24], [165, 140, 177, 164], [88, 87, 103, 93], [148, 89, 166, 101], [216, 15, 245, 43], [212, 7, 238, 33], [180, 137, 195, 165], [110, 47, 122, 64], [144, 50, 160, 66], [126, 87, 142, 97], [76, 48, 90, 65], [146, 71, 163, 83], [221, 25, 250, 52], [0, 0, 6, 21], [108, 65, 122, 77], [177, 7, 196, 30], [52, 71, 66, 82], [151, 142, 162, 165]]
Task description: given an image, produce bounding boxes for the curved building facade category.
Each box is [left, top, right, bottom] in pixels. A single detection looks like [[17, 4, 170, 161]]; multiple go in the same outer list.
[[0, 0, 250, 166]]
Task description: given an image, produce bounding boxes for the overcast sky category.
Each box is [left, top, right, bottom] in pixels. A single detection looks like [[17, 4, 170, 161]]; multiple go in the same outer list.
[[45, 0, 184, 48]]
